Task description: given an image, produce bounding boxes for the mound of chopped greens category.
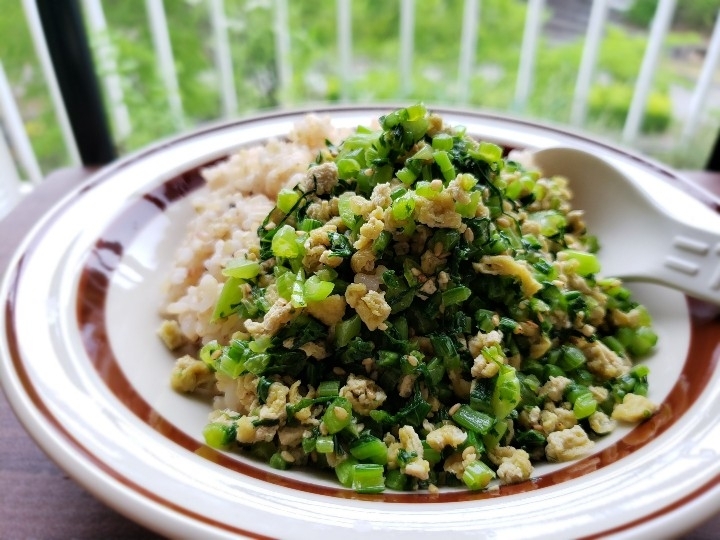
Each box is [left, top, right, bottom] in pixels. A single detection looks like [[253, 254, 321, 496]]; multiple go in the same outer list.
[[174, 104, 658, 493]]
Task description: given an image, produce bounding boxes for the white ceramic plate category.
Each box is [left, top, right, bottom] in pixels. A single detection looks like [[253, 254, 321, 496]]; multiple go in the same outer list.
[[2, 106, 720, 539]]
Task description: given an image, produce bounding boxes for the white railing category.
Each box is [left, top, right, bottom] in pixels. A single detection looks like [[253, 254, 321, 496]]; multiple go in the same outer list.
[[83, 0, 132, 140], [570, 0, 609, 127], [1, 0, 719, 220], [0, 62, 41, 217], [622, 0, 676, 143]]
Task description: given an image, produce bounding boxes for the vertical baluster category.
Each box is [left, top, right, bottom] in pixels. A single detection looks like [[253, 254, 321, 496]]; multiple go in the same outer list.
[[570, 0, 609, 127], [145, 0, 185, 130], [514, 0, 545, 112], [682, 10, 720, 142], [81, 0, 132, 141], [0, 62, 26, 219], [21, 0, 81, 165], [209, 0, 238, 117], [274, 0, 293, 105], [622, 0, 676, 144], [0, 62, 43, 185], [0, 128, 23, 219], [457, 0, 480, 105], [337, 0, 352, 102], [399, 0, 415, 98]]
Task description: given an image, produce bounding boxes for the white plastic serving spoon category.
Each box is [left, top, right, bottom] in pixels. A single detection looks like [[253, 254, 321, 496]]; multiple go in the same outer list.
[[531, 146, 720, 305]]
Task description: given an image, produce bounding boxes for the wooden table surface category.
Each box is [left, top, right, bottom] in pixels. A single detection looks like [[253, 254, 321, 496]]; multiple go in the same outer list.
[[1, 166, 719, 539]]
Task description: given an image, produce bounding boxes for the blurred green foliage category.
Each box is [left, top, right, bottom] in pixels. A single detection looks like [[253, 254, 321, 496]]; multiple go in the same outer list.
[[627, 0, 720, 32], [588, 84, 671, 133], [0, 0, 64, 172], [0, 0, 717, 175]]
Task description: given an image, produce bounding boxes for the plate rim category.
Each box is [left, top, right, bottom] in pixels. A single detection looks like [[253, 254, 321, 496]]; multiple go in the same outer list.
[[2, 104, 720, 539]]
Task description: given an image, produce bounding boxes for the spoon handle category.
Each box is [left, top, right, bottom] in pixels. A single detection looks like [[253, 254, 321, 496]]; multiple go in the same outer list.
[[649, 221, 720, 305]]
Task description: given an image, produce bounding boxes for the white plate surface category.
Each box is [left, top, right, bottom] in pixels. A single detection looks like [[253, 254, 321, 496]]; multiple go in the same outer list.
[[2, 106, 720, 539]]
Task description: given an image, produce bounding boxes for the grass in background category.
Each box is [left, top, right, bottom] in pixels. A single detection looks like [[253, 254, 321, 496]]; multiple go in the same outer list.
[[0, 0, 718, 174]]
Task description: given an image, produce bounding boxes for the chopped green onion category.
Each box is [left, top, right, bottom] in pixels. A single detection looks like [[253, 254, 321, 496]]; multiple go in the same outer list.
[[415, 180, 442, 199], [199, 340, 222, 369], [573, 392, 597, 419], [352, 463, 385, 494], [396, 167, 417, 185], [406, 102, 427, 121], [392, 192, 416, 220], [315, 267, 338, 282], [222, 259, 261, 279], [433, 150, 456, 181], [558, 346, 586, 371], [452, 404, 494, 434], [403, 117, 430, 142], [385, 469, 409, 491], [431, 334, 460, 370], [377, 350, 400, 367], [298, 218, 323, 232], [458, 172, 478, 190], [269, 452, 290, 470], [462, 460, 495, 490], [335, 456, 359, 487], [472, 141, 503, 165], [315, 435, 335, 454], [483, 418, 509, 450], [531, 210, 566, 237], [323, 397, 353, 434], [474, 309, 496, 333], [381, 108, 409, 129], [372, 230, 392, 254], [304, 275, 334, 302], [492, 365, 521, 419], [432, 133, 454, 151], [409, 144, 434, 164], [350, 435, 388, 465], [456, 191, 482, 218], [335, 315, 361, 348], [337, 158, 361, 179], [442, 286, 472, 307], [565, 383, 590, 404], [422, 441, 443, 466], [277, 188, 301, 213], [211, 277, 244, 321], [563, 249, 601, 276], [338, 192, 358, 228], [271, 224, 301, 258], [203, 422, 236, 448], [317, 380, 340, 398], [617, 326, 658, 358], [275, 270, 295, 301], [290, 269, 306, 308]]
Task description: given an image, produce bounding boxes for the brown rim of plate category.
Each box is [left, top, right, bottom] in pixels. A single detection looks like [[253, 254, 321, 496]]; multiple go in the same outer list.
[[3, 107, 720, 536], [73, 161, 720, 505]]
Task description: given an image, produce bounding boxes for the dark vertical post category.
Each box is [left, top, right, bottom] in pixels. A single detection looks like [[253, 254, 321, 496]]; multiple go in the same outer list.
[[36, 0, 116, 165], [707, 130, 720, 172]]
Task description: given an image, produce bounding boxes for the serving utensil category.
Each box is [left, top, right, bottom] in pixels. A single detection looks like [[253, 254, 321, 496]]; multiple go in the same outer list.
[[532, 147, 720, 305]]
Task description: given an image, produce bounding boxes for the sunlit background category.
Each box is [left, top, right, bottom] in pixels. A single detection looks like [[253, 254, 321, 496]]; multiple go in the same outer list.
[[0, 0, 718, 182]]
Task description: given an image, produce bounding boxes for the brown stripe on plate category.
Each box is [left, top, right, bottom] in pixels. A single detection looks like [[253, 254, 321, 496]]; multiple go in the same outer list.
[[4, 233, 273, 540], [74, 165, 720, 506], [581, 476, 720, 540]]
